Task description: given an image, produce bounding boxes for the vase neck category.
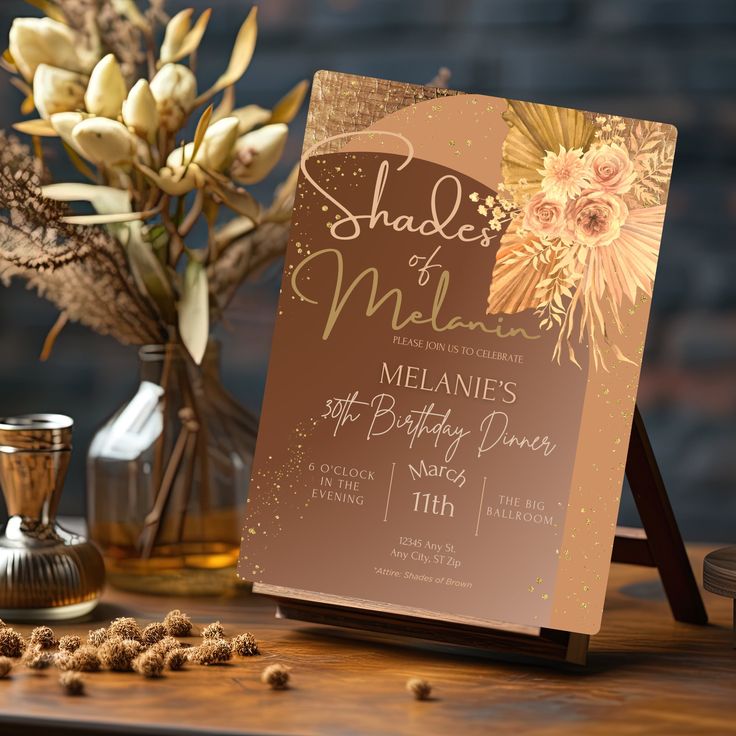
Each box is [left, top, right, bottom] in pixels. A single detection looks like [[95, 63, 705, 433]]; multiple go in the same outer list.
[[138, 342, 221, 385]]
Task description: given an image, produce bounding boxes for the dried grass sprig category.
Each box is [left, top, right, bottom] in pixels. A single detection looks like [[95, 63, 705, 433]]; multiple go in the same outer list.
[[0, 135, 163, 345], [0, 135, 91, 271]]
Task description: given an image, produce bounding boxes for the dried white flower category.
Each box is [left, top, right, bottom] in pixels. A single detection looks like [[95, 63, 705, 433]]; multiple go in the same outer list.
[[140, 163, 205, 196], [49, 111, 89, 155], [9, 17, 90, 82], [122, 79, 159, 142], [150, 63, 197, 132], [231, 123, 288, 184], [72, 117, 136, 166], [33, 64, 86, 120], [167, 117, 239, 172], [85, 54, 127, 119], [159, 9, 193, 65]]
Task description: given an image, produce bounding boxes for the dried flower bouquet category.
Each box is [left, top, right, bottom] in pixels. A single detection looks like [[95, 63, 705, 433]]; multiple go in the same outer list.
[[0, 0, 305, 362]]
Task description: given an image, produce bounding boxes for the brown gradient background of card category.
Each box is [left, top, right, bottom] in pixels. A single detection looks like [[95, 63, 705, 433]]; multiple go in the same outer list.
[[239, 71, 670, 635]]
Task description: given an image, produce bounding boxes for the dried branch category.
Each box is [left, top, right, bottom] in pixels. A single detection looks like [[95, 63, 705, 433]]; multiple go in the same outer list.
[[208, 220, 290, 312], [144, 0, 168, 28]]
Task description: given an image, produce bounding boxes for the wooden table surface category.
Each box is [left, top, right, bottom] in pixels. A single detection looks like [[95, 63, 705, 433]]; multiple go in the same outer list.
[[1, 545, 735, 736]]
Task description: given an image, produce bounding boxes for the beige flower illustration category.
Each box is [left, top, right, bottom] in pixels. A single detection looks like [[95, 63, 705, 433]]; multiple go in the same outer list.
[[583, 142, 636, 195], [539, 145, 591, 201], [561, 191, 628, 248], [523, 192, 566, 239]]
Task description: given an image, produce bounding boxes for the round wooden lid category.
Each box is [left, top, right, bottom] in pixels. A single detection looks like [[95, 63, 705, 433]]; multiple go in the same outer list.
[[703, 546, 736, 598]]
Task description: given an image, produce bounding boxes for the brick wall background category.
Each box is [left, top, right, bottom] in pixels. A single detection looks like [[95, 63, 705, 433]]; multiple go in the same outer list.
[[0, 0, 734, 541]]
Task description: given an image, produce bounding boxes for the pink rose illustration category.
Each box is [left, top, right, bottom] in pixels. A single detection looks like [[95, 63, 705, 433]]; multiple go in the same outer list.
[[562, 191, 628, 247], [583, 142, 636, 195], [522, 192, 565, 239]]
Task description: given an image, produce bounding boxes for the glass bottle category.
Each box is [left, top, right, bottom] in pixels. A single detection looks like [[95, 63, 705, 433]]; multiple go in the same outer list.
[[87, 342, 257, 595]]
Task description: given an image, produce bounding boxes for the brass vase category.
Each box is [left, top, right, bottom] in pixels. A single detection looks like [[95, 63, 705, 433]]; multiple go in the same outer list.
[[0, 414, 105, 621]]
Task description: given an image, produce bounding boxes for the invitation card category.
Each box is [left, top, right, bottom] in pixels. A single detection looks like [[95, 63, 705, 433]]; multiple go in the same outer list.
[[239, 71, 676, 635]]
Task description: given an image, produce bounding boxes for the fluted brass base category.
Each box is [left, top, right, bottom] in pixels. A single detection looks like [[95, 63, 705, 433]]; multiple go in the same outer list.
[[0, 600, 99, 623], [0, 518, 105, 620]]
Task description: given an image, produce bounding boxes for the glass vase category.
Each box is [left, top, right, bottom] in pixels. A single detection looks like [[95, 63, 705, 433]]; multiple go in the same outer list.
[[87, 342, 257, 595]]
